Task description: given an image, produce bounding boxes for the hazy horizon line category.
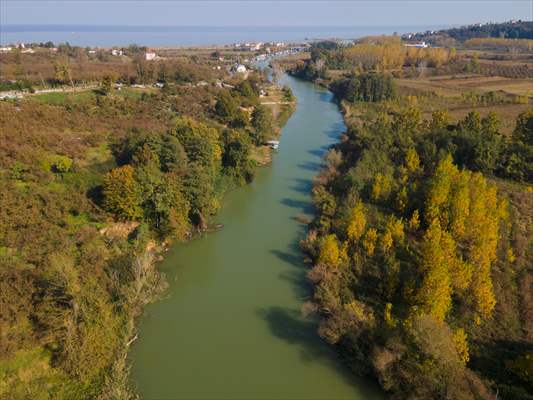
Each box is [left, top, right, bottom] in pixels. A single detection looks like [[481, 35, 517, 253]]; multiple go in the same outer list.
[[0, 23, 469, 32]]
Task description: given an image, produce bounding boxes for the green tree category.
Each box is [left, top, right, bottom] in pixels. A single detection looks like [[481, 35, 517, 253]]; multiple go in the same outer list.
[[251, 105, 273, 145], [215, 92, 239, 124], [172, 117, 221, 171], [54, 58, 74, 87], [159, 134, 188, 176], [234, 80, 258, 105], [430, 109, 451, 131], [184, 162, 217, 228], [222, 132, 254, 183], [100, 75, 114, 95], [513, 109, 533, 146], [49, 155, 73, 174]]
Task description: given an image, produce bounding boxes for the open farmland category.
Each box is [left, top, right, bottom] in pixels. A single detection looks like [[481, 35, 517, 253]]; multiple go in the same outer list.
[[397, 74, 533, 97]]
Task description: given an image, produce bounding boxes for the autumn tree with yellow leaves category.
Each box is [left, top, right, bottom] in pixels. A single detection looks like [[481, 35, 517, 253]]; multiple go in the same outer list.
[[305, 84, 526, 399]]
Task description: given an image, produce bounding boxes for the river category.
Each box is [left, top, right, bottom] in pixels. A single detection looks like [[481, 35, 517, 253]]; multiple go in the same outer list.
[[129, 75, 383, 399]]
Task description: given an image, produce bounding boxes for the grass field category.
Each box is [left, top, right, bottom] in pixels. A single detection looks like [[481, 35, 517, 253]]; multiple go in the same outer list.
[[396, 75, 533, 98], [31, 90, 97, 105]]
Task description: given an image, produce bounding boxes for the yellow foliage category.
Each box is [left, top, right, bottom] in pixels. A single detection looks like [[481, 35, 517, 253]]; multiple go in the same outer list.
[[340, 241, 349, 266], [423, 156, 506, 319], [346, 200, 367, 242], [343, 43, 405, 71], [453, 328, 470, 364], [380, 230, 394, 253], [379, 216, 404, 253], [395, 187, 408, 213], [213, 143, 223, 161], [406, 47, 453, 68], [465, 37, 533, 51], [371, 173, 391, 201], [417, 219, 453, 321], [507, 248, 516, 263], [465, 172, 501, 318], [344, 300, 366, 321], [363, 228, 378, 256], [397, 166, 409, 185], [318, 234, 341, 268], [430, 109, 451, 131], [425, 155, 456, 224], [406, 95, 418, 105], [394, 106, 423, 134], [103, 165, 142, 221], [384, 302, 397, 327], [449, 47, 457, 60], [408, 209, 420, 231], [443, 235, 472, 292], [421, 157, 505, 320], [405, 148, 421, 173], [472, 270, 496, 319], [449, 170, 471, 238], [387, 216, 405, 242]]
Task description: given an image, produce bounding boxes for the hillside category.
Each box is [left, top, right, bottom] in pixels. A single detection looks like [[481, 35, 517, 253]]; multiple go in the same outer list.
[[0, 44, 294, 399]]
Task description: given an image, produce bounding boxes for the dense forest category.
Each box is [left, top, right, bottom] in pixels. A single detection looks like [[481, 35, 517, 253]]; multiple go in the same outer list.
[[293, 39, 462, 80], [290, 34, 533, 400], [302, 106, 532, 399], [0, 47, 293, 399], [408, 20, 533, 42], [293, 20, 533, 85]]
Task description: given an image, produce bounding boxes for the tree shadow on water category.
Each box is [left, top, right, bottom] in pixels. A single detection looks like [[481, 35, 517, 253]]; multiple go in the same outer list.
[[297, 161, 323, 172], [257, 307, 332, 363], [278, 269, 312, 299], [308, 145, 332, 158], [256, 306, 370, 392], [269, 244, 314, 303], [317, 91, 333, 103], [270, 248, 302, 268], [325, 122, 345, 139], [290, 178, 313, 195], [280, 198, 314, 214]]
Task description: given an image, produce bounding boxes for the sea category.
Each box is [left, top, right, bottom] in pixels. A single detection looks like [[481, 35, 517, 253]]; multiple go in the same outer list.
[[0, 25, 451, 47]]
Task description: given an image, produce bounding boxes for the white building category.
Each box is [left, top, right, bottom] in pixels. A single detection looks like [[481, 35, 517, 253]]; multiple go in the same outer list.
[[249, 42, 263, 51], [0, 47, 12, 53], [111, 49, 123, 56], [145, 51, 157, 61], [235, 64, 247, 73], [404, 41, 429, 48]]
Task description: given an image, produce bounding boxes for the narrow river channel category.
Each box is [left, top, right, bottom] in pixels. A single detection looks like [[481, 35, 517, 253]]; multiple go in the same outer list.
[[129, 75, 383, 399]]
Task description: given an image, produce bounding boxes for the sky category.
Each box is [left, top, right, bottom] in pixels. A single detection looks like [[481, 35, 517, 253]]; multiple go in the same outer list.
[[1, 0, 532, 27]]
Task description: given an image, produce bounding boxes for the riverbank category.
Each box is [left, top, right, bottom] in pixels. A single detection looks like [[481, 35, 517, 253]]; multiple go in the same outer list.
[[0, 46, 298, 398], [297, 38, 532, 400], [128, 73, 383, 399]]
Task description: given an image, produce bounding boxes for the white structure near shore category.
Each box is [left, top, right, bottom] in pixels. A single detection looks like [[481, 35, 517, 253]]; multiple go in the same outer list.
[[266, 140, 279, 150], [233, 64, 247, 74], [145, 51, 157, 61], [404, 41, 429, 48]]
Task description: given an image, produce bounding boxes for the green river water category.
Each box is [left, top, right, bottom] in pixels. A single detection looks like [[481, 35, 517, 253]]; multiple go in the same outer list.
[[129, 75, 383, 399]]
